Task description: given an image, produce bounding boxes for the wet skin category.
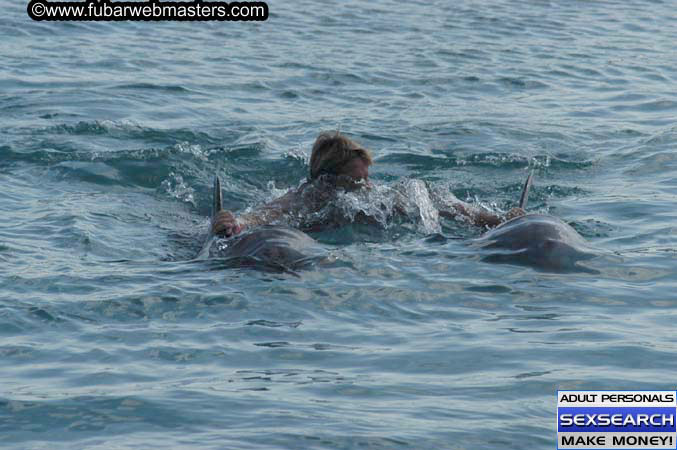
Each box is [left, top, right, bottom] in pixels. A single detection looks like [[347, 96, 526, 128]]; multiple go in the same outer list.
[[212, 157, 371, 237], [211, 155, 526, 239]]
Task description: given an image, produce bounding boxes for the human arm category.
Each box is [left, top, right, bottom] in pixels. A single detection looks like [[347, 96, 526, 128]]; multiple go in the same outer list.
[[437, 199, 525, 228], [211, 188, 299, 237]]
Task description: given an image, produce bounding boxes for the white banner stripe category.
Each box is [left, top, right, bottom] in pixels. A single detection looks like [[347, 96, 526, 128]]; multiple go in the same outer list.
[[558, 391, 677, 408]]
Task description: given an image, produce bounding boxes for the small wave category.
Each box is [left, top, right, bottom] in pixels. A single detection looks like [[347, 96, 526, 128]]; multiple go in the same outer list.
[[234, 368, 355, 386], [5, 141, 221, 171], [380, 152, 593, 171], [34, 120, 219, 146], [644, 125, 677, 146], [569, 219, 617, 239], [497, 77, 549, 90], [52, 160, 123, 186], [612, 99, 677, 113], [246, 319, 302, 328], [624, 151, 677, 176], [42, 120, 146, 136], [108, 83, 194, 93]]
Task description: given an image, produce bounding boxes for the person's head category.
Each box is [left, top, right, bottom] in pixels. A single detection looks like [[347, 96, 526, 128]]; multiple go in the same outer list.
[[309, 132, 372, 188]]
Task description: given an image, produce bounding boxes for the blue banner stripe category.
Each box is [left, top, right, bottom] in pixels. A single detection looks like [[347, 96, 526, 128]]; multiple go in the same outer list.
[[558, 407, 677, 432]]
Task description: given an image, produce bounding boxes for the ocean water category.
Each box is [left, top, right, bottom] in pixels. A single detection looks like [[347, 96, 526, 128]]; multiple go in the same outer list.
[[2, 0, 677, 448]]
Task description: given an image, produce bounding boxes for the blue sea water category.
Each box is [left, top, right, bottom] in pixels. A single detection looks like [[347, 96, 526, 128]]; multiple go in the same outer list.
[[1, 0, 677, 448]]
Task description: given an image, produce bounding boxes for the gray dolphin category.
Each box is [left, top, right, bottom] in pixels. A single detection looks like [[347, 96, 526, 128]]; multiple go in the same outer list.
[[472, 172, 598, 272], [199, 176, 326, 274]]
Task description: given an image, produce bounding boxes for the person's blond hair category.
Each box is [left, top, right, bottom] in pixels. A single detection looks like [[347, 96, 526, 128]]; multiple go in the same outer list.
[[309, 132, 372, 180]]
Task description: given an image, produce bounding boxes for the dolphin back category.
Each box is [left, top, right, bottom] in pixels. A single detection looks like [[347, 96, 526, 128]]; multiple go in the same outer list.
[[202, 174, 326, 273], [474, 214, 596, 272], [212, 225, 327, 274], [471, 171, 596, 272]]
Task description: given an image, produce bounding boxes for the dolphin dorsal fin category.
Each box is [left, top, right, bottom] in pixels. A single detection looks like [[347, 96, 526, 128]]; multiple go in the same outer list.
[[213, 175, 223, 219], [519, 171, 534, 210]]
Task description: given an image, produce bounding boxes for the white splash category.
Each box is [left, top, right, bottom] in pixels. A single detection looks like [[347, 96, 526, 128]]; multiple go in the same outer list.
[[161, 172, 195, 206]]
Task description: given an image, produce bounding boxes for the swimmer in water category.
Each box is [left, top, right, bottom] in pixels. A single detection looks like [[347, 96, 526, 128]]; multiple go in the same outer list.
[[212, 132, 525, 237]]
